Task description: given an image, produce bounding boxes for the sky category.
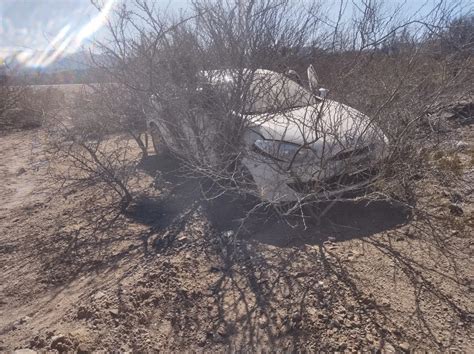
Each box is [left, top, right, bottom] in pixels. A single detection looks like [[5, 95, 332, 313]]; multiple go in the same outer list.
[[0, 0, 193, 68], [0, 0, 471, 69]]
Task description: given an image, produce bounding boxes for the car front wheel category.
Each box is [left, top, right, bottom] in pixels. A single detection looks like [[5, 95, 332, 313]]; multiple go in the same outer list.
[[149, 123, 170, 156]]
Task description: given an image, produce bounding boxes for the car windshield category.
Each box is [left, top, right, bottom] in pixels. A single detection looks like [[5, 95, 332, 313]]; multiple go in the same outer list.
[[201, 70, 319, 115], [243, 71, 319, 115]]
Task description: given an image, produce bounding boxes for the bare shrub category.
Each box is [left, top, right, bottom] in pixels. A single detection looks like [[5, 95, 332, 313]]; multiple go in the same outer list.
[[0, 85, 44, 131], [43, 83, 147, 210], [83, 0, 472, 218], [0, 79, 65, 132], [70, 84, 150, 157], [37, 74, 157, 211], [0, 85, 25, 130], [46, 115, 139, 210]]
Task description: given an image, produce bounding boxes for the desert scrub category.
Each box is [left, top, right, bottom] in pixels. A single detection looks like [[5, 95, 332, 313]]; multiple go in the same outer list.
[[468, 148, 474, 167], [432, 150, 464, 176], [0, 86, 64, 132]]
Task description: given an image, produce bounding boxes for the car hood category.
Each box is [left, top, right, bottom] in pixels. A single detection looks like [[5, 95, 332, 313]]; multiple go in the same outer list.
[[249, 99, 385, 155]]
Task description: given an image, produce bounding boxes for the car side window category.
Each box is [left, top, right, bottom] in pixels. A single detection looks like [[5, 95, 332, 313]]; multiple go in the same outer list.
[[244, 72, 317, 114]]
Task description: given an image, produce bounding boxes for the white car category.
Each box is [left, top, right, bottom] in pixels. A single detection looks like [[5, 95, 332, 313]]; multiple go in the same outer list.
[[148, 66, 388, 202]]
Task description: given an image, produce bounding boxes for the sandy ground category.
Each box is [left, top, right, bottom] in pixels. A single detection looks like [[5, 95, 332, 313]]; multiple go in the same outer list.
[[0, 124, 473, 351]]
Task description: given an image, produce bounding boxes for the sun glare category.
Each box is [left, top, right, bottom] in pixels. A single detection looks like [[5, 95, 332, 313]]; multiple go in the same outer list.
[[8, 0, 116, 69]]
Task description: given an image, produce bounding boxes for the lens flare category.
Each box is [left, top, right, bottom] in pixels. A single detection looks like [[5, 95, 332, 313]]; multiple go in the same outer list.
[[75, 0, 115, 47], [10, 0, 116, 69], [30, 24, 72, 68]]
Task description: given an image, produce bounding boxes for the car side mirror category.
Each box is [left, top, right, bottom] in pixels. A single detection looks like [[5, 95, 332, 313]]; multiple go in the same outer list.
[[307, 64, 318, 93], [318, 88, 329, 99]]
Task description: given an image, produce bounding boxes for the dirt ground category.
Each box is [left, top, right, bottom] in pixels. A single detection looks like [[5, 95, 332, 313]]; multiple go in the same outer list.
[[1, 121, 473, 351]]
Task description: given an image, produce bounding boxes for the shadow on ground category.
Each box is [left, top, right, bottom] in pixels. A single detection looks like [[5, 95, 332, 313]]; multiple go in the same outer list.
[[120, 154, 471, 351], [133, 154, 411, 248], [14, 153, 469, 352]]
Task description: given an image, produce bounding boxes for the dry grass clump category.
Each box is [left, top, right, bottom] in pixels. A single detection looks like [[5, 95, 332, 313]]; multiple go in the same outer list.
[[0, 85, 64, 132]]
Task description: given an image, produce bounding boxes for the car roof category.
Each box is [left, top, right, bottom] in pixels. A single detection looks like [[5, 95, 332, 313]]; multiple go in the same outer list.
[[200, 69, 277, 85]]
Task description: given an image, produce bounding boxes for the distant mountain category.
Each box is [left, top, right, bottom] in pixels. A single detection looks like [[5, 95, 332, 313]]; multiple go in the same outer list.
[[41, 51, 92, 73], [5, 50, 93, 74], [3, 50, 112, 85]]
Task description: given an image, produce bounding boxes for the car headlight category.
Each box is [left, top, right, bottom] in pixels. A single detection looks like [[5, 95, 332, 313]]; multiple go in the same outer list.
[[328, 144, 374, 161], [252, 139, 313, 163]]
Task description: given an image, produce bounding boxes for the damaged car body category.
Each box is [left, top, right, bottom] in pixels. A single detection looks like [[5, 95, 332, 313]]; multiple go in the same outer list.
[[147, 66, 388, 202]]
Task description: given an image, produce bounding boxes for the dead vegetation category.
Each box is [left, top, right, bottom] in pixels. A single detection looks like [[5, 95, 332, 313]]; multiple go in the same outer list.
[[79, 0, 472, 215], [0, 85, 56, 133]]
